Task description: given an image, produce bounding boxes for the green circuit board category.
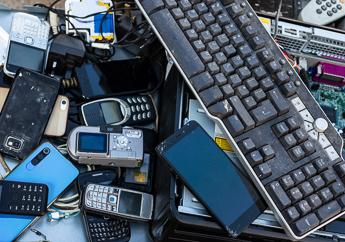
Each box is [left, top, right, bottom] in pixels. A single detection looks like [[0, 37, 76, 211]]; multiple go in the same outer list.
[[310, 83, 345, 138]]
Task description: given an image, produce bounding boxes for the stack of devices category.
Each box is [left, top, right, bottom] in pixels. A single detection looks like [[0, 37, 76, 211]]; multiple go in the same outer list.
[[136, 0, 345, 240]]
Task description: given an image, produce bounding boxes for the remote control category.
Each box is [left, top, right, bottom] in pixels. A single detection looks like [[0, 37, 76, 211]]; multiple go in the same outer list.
[[0, 180, 48, 216], [299, 0, 345, 25]]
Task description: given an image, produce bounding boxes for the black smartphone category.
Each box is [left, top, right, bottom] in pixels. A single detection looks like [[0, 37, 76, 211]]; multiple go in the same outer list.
[[0, 69, 59, 159], [156, 121, 266, 237]]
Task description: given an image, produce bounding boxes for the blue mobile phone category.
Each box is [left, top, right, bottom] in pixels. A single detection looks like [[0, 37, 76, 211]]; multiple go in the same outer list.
[[0, 142, 79, 242]]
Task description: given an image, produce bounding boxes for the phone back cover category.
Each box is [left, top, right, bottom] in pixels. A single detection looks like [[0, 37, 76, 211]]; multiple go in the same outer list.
[[0, 69, 59, 159], [0, 142, 79, 242]]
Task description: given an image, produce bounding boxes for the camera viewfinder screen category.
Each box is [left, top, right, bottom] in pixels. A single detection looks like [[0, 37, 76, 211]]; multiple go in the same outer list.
[[78, 133, 107, 153]]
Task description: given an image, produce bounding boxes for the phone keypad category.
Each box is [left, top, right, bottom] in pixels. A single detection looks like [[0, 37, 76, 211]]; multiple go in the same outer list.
[[87, 216, 130, 242], [11, 14, 49, 50], [125, 96, 154, 123], [85, 184, 120, 213], [0, 181, 48, 216]]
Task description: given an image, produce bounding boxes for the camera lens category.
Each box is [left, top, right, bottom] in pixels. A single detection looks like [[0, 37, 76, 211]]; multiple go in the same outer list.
[[43, 148, 50, 155], [62, 100, 67, 105]]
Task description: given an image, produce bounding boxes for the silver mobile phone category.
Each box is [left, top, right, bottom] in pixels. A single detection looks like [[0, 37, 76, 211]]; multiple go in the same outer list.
[[84, 184, 153, 221], [4, 13, 50, 77]]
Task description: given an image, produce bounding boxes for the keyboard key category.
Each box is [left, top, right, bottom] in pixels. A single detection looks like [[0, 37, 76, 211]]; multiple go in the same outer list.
[[150, 10, 204, 78], [224, 23, 238, 37], [214, 73, 227, 85], [275, 71, 289, 85], [249, 35, 265, 50], [185, 29, 198, 41], [268, 89, 289, 115], [289, 187, 303, 203], [260, 145, 275, 161], [253, 66, 267, 80], [321, 170, 337, 185], [302, 164, 317, 178], [291, 213, 319, 236], [208, 23, 222, 36], [289, 146, 305, 162], [281, 82, 297, 97], [330, 182, 345, 197], [260, 77, 274, 91], [179, 0, 192, 11], [191, 71, 214, 92], [186, 9, 199, 22], [307, 194, 322, 209], [247, 150, 263, 166], [208, 100, 233, 119], [244, 78, 259, 91], [267, 61, 282, 73], [239, 138, 256, 154], [251, 100, 277, 125], [220, 84, 234, 97], [229, 96, 255, 130], [227, 4, 244, 17], [217, 13, 231, 26], [286, 117, 300, 131], [235, 85, 249, 99], [316, 201, 341, 223], [281, 134, 297, 149], [338, 194, 345, 207], [291, 169, 306, 185], [319, 188, 333, 202], [297, 200, 312, 215], [228, 74, 242, 87], [214, 52, 227, 65], [200, 30, 213, 43], [230, 55, 244, 69], [215, 34, 230, 47], [200, 51, 212, 63], [238, 44, 252, 58], [252, 88, 266, 102], [314, 158, 328, 172], [194, 2, 208, 14], [224, 115, 244, 136], [284, 206, 300, 223], [179, 18, 191, 30], [301, 140, 315, 155], [199, 86, 223, 107], [221, 63, 234, 76], [299, 182, 314, 196], [207, 62, 220, 74], [272, 122, 289, 137], [311, 175, 326, 190], [267, 181, 291, 209], [281, 175, 295, 190], [257, 49, 274, 63], [201, 12, 215, 25], [334, 162, 345, 178], [210, 2, 222, 15], [223, 45, 236, 57], [294, 129, 308, 143], [172, 8, 185, 19], [237, 66, 251, 80], [192, 19, 206, 32], [242, 24, 257, 39], [245, 55, 260, 69], [243, 96, 257, 110]]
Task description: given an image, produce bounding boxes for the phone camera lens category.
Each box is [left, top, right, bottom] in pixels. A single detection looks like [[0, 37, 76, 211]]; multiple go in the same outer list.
[[43, 148, 50, 155], [62, 100, 67, 105]]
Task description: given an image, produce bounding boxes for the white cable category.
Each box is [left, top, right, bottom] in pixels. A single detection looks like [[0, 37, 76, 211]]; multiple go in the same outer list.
[[49, 11, 59, 35]]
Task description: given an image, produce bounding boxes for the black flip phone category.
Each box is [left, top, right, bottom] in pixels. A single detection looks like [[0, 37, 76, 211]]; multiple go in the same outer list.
[[156, 121, 266, 237], [77, 170, 131, 242], [0, 69, 59, 159]]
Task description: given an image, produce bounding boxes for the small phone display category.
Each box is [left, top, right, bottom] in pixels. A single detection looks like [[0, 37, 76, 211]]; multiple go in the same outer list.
[[118, 191, 142, 216], [78, 133, 108, 154]]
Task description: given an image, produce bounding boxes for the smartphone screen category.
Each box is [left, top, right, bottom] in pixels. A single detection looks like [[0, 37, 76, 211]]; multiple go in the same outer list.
[[157, 121, 265, 236]]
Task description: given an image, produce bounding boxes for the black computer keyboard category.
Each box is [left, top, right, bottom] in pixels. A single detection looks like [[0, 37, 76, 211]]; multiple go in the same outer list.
[[135, 0, 345, 239]]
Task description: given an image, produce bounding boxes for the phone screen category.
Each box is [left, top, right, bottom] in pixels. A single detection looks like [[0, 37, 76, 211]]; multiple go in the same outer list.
[[7, 42, 45, 72], [118, 191, 142, 216], [160, 123, 264, 235]]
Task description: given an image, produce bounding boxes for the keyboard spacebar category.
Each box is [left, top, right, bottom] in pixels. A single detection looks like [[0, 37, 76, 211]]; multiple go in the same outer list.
[[150, 9, 205, 78]]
